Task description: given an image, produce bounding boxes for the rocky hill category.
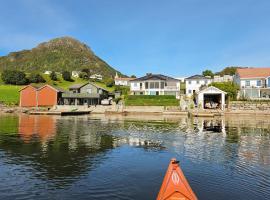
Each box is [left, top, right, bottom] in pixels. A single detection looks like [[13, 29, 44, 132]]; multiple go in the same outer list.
[[0, 37, 121, 78]]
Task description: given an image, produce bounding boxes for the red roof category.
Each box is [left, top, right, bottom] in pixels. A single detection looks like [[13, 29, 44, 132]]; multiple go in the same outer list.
[[236, 68, 270, 78]]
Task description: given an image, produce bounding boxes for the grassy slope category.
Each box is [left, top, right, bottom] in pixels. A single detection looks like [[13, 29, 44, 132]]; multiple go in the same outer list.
[[125, 95, 179, 106], [0, 74, 115, 105]]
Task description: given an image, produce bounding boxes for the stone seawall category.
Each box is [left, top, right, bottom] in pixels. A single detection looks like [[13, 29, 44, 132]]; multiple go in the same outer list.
[[229, 101, 270, 111]]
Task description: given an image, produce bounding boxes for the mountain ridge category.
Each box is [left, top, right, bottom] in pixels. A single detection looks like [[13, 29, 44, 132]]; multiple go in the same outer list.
[[0, 36, 122, 78]]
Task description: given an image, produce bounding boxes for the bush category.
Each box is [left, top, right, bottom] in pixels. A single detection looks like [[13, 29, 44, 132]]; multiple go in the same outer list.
[[28, 73, 46, 83], [62, 71, 73, 81], [1, 70, 28, 85], [105, 78, 114, 87], [79, 72, 88, 79], [114, 85, 130, 95], [210, 82, 239, 100], [50, 71, 57, 81]]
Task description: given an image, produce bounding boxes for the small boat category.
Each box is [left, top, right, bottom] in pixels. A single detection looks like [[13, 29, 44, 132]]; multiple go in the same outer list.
[[157, 158, 198, 200]]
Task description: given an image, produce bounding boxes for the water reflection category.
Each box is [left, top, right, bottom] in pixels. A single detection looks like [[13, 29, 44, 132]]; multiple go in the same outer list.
[[0, 114, 269, 200]]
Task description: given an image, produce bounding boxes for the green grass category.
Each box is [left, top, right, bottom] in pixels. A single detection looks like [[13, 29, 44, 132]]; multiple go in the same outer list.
[[0, 85, 22, 105], [125, 95, 179, 106]]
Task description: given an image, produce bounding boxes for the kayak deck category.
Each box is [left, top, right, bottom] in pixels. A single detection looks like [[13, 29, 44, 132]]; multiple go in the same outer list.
[[157, 158, 198, 200]]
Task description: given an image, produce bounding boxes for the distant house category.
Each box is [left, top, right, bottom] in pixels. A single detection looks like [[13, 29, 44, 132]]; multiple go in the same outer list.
[[90, 74, 103, 80], [62, 82, 109, 106], [115, 77, 135, 86], [130, 73, 181, 99], [234, 68, 270, 99], [185, 75, 212, 97], [19, 84, 64, 107], [44, 71, 52, 75], [213, 75, 233, 83], [175, 77, 187, 83], [71, 71, 80, 78]]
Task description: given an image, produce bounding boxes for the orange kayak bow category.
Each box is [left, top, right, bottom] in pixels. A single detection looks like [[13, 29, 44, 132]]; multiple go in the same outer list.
[[157, 158, 198, 200]]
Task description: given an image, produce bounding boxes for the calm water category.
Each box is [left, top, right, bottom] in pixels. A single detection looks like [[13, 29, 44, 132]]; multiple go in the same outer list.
[[0, 114, 269, 200]]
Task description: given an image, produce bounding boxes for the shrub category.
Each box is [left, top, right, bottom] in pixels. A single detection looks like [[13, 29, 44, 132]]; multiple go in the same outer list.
[[62, 71, 73, 81], [1, 70, 28, 85], [28, 73, 46, 83], [210, 82, 239, 100], [105, 78, 114, 87], [50, 71, 57, 81]]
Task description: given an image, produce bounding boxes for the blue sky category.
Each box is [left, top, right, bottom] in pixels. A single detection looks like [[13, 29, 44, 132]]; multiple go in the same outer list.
[[1, 0, 270, 77]]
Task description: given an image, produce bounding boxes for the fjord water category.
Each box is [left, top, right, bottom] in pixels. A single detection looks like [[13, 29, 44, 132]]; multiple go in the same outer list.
[[0, 114, 269, 200]]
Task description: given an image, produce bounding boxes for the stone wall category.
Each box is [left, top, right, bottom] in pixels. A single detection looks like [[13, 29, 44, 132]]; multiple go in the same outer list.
[[229, 101, 270, 111]]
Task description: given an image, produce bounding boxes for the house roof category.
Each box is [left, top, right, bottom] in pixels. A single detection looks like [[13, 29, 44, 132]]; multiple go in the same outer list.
[[130, 74, 179, 82], [198, 86, 227, 94], [186, 75, 212, 80], [115, 77, 136, 81], [236, 68, 270, 78], [69, 83, 88, 89], [37, 84, 65, 93], [18, 85, 39, 92]]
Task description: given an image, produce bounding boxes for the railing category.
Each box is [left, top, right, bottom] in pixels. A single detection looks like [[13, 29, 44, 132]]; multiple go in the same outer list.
[[62, 92, 100, 98]]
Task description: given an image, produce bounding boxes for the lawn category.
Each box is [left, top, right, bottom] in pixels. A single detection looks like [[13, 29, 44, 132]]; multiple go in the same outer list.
[[0, 85, 22, 105], [124, 95, 179, 106]]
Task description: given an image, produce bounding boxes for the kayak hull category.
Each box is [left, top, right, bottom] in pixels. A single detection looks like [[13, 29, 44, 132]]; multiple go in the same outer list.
[[156, 158, 198, 200]]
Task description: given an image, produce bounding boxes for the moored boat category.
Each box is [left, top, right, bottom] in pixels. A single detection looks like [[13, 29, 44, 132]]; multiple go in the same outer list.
[[157, 158, 198, 200]]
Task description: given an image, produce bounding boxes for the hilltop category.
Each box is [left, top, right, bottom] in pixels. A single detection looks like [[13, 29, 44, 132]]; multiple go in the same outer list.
[[0, 37, 121, 78]]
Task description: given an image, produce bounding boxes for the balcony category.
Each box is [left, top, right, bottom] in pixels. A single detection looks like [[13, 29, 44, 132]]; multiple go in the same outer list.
[[62, 92, 100, 98]]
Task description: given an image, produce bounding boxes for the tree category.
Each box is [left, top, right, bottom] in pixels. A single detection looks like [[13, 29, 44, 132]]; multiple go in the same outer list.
[[1, 70, 28, 85], [28, 73, 46, 83], [62, 71, 73, 81], [50, 71, 57, 81], [130, 75, 136, 78], [105, 78, 114, 87], [210, 82, 239, 100], [79, 72, 88, 79], [218, 67, 238, 76], [202, 70, 214, 77]]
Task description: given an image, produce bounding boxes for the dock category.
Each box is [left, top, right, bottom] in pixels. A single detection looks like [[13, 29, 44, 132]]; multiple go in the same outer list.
[[29, 111, 90, 116]]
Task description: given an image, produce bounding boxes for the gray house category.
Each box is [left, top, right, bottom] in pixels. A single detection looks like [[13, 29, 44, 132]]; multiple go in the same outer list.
[[62, 82, 109, 106]]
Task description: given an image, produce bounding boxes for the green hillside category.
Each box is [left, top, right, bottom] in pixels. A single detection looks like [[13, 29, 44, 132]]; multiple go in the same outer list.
[[0, 37, 121, 78]]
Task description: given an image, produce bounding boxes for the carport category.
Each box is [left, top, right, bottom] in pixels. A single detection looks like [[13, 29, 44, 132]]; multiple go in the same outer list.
[[197, 86, 227, 110]]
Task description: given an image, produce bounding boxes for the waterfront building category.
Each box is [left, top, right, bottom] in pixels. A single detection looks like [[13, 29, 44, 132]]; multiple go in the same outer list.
[[185, 75, 212, 97], [196, 86, 227, 110], [234, 68, 270, 99], [62, 82, 109, 106], [19, 84, 64, 107], [130, 73, 181, 99]]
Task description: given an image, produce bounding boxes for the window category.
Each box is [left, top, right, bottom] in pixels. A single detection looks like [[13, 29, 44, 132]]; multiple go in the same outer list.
[[160, 82, 165, 89], [204, 80, 208, 84], [145, 82, 148, 89], [188, 80, 191, 84], [154, 82, 159, 88], [134, 83, 137, 87], [188, 90, 192, 94], [150, 82, 155, 89], [196, 80, 200, 84], [257, 80, 261, 86], [246, 80, 250, 87], [86, 89, 92, 94]]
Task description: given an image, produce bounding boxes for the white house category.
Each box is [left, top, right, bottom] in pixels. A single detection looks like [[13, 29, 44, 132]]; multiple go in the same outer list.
[[72, 71, 80, 78], [197, 86, 227, 110], [234, 68, 270, 99], [185, 75, 212, 97], [90, 74, 103, 80], [213, 75, 233, 82], [115, 77, 135, 86], [130, 73, 181, 99]]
